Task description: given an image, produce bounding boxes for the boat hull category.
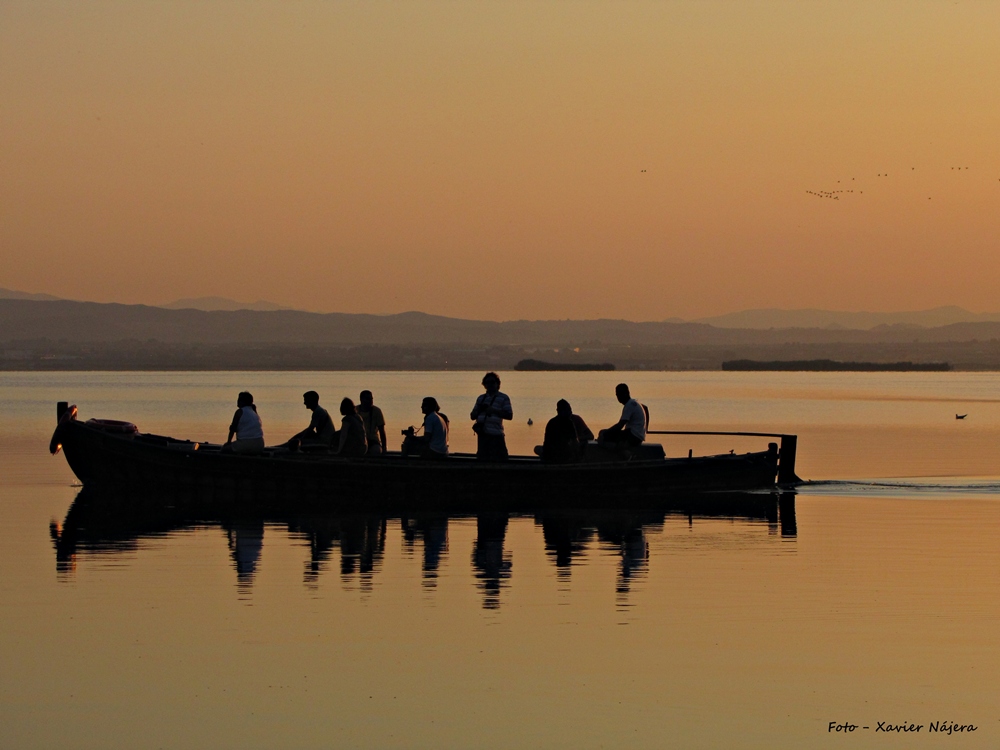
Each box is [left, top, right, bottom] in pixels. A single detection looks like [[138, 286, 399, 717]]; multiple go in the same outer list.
[[56, 419, 780, 510]]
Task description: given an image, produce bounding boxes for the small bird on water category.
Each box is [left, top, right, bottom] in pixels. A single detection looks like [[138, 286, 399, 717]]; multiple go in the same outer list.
[[527, 418, 533, 426], [956, 414, 968, 420]]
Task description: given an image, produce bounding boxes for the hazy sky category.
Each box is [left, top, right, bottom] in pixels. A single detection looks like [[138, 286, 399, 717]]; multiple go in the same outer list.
[[2, 1, 999, 320]]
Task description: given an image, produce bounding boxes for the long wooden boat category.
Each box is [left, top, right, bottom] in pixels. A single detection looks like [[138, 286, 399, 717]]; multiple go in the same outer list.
[[50, 402, 800, 508]]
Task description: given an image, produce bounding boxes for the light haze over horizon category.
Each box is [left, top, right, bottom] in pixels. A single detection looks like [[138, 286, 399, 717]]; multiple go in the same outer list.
[[3, 1, 999, 320]]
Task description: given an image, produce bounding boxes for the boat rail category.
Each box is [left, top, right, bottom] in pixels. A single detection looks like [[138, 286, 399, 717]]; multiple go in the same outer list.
[[647, 430, 800, 485]]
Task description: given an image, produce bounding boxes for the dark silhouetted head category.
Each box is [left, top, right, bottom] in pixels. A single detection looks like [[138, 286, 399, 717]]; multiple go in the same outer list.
[[237, 391, 254, 408], [482, 372, 500, 392], [303, 391, 320, 408], [615, 383, 631, 404], [421, 396, 440, 414], [340, 397, 356, 416], [359, 390, 374, 407], [556, 399, 572, 416]]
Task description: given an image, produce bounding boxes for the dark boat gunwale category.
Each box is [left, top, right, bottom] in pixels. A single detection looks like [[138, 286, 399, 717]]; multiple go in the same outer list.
[[51, 403, 800, 506]]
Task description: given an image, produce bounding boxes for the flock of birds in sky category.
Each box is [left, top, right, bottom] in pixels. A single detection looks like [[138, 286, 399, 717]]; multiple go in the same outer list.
[[805, 166, 992, 202]]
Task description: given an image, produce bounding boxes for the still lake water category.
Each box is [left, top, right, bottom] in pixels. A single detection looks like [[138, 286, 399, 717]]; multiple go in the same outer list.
[[2, 371, 999, 748]]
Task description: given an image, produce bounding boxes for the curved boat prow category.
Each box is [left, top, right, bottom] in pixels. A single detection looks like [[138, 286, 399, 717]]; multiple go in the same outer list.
[[50, 401, 78, 455]]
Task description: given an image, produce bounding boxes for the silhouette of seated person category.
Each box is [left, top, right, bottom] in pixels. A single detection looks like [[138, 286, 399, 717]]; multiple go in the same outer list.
[[534, 399, 592, 463], [288, 390, 336, 449], [571, 409, 595, 444], [358, 390, 388, 456], [598, 383, 646, 453], [223, 391, 265, 454], [401, 397, 449, 460], [333, 397, 368, 457]]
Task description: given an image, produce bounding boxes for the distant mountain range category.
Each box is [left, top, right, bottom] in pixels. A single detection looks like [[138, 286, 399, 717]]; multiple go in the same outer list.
[[160, 296, 296, 312], [0, 288, 297, 312], [3, 286, 1000, 333], [692, 306, 1000, 330], [0, 287, 62, 302], [4, 298, 1000, 346]]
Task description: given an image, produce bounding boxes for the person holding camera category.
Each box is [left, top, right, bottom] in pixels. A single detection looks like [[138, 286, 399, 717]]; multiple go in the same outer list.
[[470, 372, 513, 461], [401, 397, 449, 459]]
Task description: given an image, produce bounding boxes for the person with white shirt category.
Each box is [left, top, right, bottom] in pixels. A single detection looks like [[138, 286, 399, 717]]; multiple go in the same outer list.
[[224, 391, 265, 454], [402, 397, 449, 459], [598, 383, 646, 450], [421, 397, 449, 459], [470, 372, 513, 461]]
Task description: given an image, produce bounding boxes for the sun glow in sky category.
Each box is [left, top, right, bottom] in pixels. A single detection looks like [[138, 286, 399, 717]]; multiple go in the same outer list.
[[2, 1, 999, 320]]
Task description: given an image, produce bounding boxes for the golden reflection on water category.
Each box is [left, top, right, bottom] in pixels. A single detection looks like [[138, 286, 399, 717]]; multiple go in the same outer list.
[[2, 372, 1000, 748]]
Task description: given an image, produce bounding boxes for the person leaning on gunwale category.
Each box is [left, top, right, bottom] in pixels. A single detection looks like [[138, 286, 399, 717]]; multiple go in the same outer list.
[[333, 397, 368, 457], [470, 371, 513, 461], [224, 391, 265, 454], [288, 390, 335, 448]]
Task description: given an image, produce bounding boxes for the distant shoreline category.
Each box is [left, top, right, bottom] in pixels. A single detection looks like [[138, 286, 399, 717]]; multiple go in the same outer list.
[[722, 359, 951, 372], [513, 359, 615, 372]]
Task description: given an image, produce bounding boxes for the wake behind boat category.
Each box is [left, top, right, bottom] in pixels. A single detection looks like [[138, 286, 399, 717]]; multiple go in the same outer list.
[[50, 402, 800, 509]]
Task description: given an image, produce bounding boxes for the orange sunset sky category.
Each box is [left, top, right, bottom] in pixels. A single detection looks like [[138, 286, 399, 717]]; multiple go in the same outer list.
[[2, 1, 999, 321]]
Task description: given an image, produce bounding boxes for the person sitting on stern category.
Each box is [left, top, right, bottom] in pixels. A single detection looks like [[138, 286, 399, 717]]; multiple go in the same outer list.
[[289, 390, 336, 447], [224, 391, 265, 454], [470, 372, 513, 461], [333, 397, 368, 457], [598, 383, 646, 451], [535, 399, 583, 463], [358, 390, 388, 455]]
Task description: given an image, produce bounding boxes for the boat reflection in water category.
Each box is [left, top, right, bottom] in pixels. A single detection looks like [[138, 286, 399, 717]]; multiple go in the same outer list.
[[50, 486, 796, 609]]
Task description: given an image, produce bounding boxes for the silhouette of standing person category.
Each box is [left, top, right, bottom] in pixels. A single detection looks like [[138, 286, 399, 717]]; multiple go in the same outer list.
[[470, 372, 513, 461]]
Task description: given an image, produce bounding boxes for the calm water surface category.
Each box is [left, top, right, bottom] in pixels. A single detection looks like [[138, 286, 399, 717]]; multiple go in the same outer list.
[[2, 371, 999, 748]]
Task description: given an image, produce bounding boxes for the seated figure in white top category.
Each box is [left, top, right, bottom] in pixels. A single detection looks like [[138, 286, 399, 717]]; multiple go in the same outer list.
[[598, 383, 646, 449], [225, 391, 265, 454], [402, 397, 449, 459]]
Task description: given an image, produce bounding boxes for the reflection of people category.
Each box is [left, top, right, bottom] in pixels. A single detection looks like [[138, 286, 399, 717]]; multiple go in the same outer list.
[[402, 514, 449, 583], [536, 399, 582, 463], [290, 391, 335, 447], [598, 383, 646, 450], [224, 391, 265, 454], [358, 390, 387, 455], [472, 512, 512, 609], [224, 518, 264, 592], [470, 372, 513, 461], [333, 398, 368, 457]]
